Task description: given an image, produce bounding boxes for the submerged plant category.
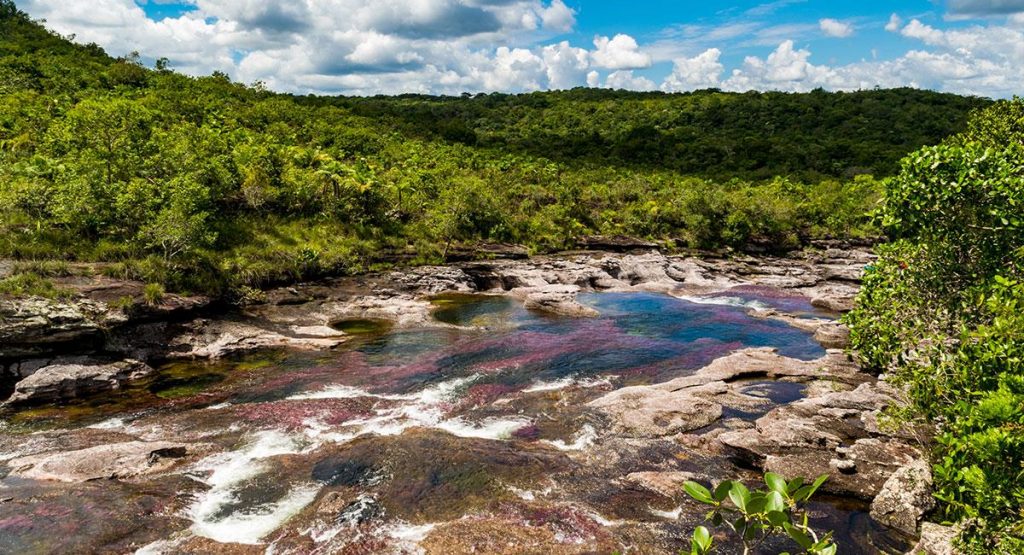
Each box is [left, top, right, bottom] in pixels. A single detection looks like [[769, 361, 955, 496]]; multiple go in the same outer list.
[[683, 473, 836, 555]]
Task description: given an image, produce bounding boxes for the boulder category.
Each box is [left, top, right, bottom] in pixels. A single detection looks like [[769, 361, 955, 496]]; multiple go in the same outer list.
[[0, 297, 112, 358], [814, 322, 852, 349], [169, 319, 346, 359], [811, 294, 856, 313], [871, 459, 935, 535], [588, 385, 722, 438], [522, 286, 599, 318], [5, 359, 153, 405], [7, 441, 190, 482], [908, 523, 959, 555]]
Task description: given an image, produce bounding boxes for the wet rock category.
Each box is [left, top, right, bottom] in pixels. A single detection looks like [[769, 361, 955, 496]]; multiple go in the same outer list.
[[169, 320, 345, 359], [814, 322, 852, 349], [522, 286, 599, 317], [871, 459, 935, 535], [908, 522, 959, 555], [324, 294, 438, 327], [719, 382, 922, 499], [589, 348, 869, 441], [589, 385, 722, 438], [8, 441, 191, 482], [811, 294, 856, 313], [5, 359, 153, 405]]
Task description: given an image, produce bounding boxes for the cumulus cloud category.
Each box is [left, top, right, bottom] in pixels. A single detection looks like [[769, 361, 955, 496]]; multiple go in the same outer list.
[[662, 48, 724, 91], [819, 18, 853, 38], [15, 0, 1024, 97], [591, 34, 653, 70], [715, 21, 1024, 98], [18, 0, 595, 94], [603, 70, 657, 91]]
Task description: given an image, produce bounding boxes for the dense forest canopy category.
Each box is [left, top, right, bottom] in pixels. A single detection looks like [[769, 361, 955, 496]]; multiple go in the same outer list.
[[0, 1, 990, 298]]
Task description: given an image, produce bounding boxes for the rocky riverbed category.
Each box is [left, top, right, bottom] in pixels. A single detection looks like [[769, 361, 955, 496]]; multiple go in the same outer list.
[[0, 246, 949, 554]]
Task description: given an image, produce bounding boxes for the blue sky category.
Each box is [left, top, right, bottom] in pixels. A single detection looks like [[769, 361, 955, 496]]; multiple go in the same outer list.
[[16, 0, 1024, 96]]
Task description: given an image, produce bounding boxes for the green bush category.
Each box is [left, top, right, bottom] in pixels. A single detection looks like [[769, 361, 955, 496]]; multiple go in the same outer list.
[[846, 98, 1024, 552]]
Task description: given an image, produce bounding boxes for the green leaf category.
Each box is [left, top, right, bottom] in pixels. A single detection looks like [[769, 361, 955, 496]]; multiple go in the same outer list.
[[746, 493, 768, 515], [766, 510, 789, 527], [765, 472, 788, 494], [784, 523, 814, 549], [765, 491, 786, 512], [684, 481, 715, 505], [713, 480, 732, 502], [728, 481, 751, 512], [693, 525, 712, 550]]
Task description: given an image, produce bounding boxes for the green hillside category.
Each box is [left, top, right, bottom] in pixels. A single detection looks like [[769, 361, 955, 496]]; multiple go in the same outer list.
[[0, 1, 991, 296]]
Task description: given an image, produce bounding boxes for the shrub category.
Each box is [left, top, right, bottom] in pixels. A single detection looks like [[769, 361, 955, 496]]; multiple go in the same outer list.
[[142, 282, 165, 305]]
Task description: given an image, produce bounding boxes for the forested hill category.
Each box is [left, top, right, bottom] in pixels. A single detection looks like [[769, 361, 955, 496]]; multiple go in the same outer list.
[[0, 2, 994, 297], [324, 88, 990, 179]]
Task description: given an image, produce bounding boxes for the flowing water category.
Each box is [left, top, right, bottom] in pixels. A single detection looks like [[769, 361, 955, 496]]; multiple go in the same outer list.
[[0, 290, 912, 554]]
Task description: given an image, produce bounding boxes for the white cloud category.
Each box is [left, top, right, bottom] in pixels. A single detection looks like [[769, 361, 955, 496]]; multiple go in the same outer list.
[[603, 70, 657, 91], [14, 0, 1024, 98], [662, 48, 724, 91], [591, 34, 652, 70], [542, 41, 590, 89], [885, 13, 903, 33], [819, 18, 854, 38], [540, 0, 576, 32]]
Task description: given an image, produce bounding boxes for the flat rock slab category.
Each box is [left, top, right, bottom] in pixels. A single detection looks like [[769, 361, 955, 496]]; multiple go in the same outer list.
[[5, 359, 153, 405], [8, 441, 191, 482], [719, 381, 924, 499]]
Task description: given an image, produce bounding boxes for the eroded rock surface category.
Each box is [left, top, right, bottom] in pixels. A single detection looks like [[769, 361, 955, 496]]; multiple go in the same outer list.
[[719, 381, 924, 499], [871, 459, 935, 535], [7, 441, 191, 482], [5, 359, 153, 405]]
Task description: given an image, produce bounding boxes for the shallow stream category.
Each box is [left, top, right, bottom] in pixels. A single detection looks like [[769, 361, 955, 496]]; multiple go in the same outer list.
[[0, 290, 912, 554]]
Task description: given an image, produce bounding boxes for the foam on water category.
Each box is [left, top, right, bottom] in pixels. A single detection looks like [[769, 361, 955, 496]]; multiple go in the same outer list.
[[543, 424, 598, 451], [523, 375, 611, 393], [677, 295, 771, 311], [188, 430, 317, 544], [292, 374, 529, 443], [649, 506, 683, 519]]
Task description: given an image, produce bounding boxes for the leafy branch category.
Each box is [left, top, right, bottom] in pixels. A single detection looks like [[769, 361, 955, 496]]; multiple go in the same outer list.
[[684, 473, 836, 555]]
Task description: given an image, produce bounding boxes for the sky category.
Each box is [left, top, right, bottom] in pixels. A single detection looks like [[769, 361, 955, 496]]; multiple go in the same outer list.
[[14, 0, 1024, 97]]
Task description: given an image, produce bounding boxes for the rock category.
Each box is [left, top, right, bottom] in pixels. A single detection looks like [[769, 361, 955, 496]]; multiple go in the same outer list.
[[589, 386, 722, 438], [811, 294, 855, 313], [907, 523, 959, 555], [871, 459, 935, 535], [5, 359, 153, 405], [814, 322, 852, 348], [579, 235, 659, 252], [622, 471, 699, 498], [522, 286, 599, 318], [719, 382, 922, 499], [169, 320, 345, 359], [445, 243, 530, 262], [7, 441, 190, 482], [0, 297, 112, 358]]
